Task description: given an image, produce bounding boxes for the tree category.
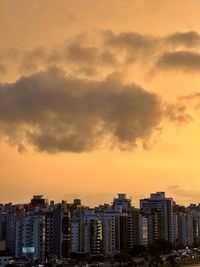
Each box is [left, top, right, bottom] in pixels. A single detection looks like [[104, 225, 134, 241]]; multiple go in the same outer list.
[[70, 252, 89, 264], [148, 239, 173, 256], [166, 255, 177, 267], [149, 255, 163, 267], [88, 254, 105, 266], [114, 252, 133, 266], [175, 243, 185, 250], [129, 245, 146, 257]]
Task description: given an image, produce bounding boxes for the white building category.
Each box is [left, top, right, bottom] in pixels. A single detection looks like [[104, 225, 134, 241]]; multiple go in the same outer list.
[[140, 192, 174, 244]]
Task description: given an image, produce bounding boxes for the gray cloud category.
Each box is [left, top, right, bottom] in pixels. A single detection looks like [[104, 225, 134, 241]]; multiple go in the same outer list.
[[19, 47, 47, 74], [155, 51, 200, 72], [166, 31, 200, 48], [3, 30, 200, 79], [103, 30, 159, 62], [16, 42, 117, 77], [0, 67, 167, 153], [104, 30, 200, 74]]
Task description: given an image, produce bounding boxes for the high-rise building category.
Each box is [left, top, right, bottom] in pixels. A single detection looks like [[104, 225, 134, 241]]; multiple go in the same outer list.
[[15, 212, 46, 263], [52, 204, 71, 260], [0, 204, 16, 255], [140, 192, 174, 243], [83, 209, 102, 255], [139, 214, 148, 246]]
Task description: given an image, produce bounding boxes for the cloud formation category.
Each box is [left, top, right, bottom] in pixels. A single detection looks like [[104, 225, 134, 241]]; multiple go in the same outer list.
[[103, 30, 158, 62], [164, 103, 192, 125], [2, 30, 200, 80], [0, 68, 171, 153], [166, 31, 200, 48], [168, 185, 200, 202], [155, 51, 200, 73]]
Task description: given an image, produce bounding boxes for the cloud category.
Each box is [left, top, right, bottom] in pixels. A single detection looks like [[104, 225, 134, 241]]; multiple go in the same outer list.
[[155, 51, 200, 73], [103, 30, 158, 62], [104, 30, 200, 74], [18, 47, 47, 74], [168, 185, 200, 202], [0, 67, 168, 153], [15, 40, 117, 77], [164, 103, 193, 125], [3, 30, 200, 80], [166, 31, 200, 48], [178, 92, 200, 111]]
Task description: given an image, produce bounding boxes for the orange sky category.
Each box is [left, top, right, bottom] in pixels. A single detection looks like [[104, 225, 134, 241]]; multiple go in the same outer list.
[[1, 0, 200, 207]]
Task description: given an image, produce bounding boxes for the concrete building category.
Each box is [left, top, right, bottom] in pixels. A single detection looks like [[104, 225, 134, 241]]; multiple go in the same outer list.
[[0, 208, 16, 255], [15, 212, 46, 262], [71, 209, 84, 253], [83, 209, 102, 255], [112, 194, 131, 212], [140, 192, 174, 244], [52, 203, 71, 260], [139, 215, 148, 246]]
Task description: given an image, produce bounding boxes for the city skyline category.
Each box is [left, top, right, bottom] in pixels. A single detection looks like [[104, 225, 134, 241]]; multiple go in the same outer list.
[[1, 0, 200, 206], [0, 192, 199, 209], [1, 191, 200, 262]]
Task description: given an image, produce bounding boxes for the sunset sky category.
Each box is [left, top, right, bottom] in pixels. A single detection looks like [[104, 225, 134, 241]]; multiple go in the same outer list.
[[1, 0, 200, 207]]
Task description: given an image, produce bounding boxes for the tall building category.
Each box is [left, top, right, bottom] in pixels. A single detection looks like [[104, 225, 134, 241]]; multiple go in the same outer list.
[[140, 192, 174, 244], [187, 204, 200, 246], [112, 194, 131, 212], [71, 208, 85, 254], [175, 212, 193, 246], [15, 212, 46, 263], [30, 195, 47, 210], [45, 211, 54, 257], [52, 203, 71, 260], [83, 209, 102, 255], [139, 214, 148, 246], [98, 209, 121, 255], [0, 204, 16, 255], [97, 195, 141, 254], [2, 192, 200, 263]]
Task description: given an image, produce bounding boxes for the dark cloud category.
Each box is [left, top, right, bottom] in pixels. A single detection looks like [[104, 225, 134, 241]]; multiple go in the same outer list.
[[155, 51, 200, 72], [66, 44, 98, 64], [16, 42, 117, 77], [63, 43, 117, 74], [103, 30, 158, 62], [166, 31, 200, 48], [0, 67, 167, 153], [3, 30, 200, 78], [104, 30, 157, 51], [19, 47, 47, 74]]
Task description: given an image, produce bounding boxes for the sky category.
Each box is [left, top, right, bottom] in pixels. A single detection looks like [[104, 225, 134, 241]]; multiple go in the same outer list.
[[1, 0, 200, 207]]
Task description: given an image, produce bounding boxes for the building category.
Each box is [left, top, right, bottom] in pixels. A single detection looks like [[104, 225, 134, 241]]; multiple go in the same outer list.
[[52, 203, 71, 260], [140, 192, 174, 244], [15, 212, 46, 263], [83, 209, 102, 255]]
